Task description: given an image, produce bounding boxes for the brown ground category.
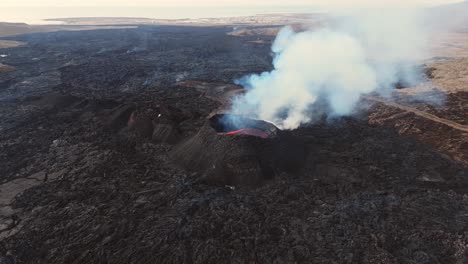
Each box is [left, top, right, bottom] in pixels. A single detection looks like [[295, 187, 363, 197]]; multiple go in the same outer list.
[[0, 40, 25, 49], [364, 56, 468, 165], [0, 63, 15, 73]]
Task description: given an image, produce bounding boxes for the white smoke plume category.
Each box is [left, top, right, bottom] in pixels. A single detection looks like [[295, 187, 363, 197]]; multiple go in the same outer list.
[[230, 8, 429, 130]]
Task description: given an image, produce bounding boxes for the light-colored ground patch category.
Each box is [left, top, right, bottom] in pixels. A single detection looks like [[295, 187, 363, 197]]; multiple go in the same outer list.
[[0, 172, 46, 207], [430, 32, 468, 58], [427, 58, 468, 93], [0, 63, 15, 72], [228, 26, 282, 37], [0, 40, 25, 49], [0, 169, 66, 238]]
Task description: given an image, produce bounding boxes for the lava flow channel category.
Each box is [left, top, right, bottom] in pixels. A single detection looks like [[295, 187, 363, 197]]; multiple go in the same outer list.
[[219, 128, 269, 138]]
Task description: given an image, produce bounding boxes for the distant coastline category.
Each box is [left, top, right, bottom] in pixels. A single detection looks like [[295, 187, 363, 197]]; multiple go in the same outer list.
[[0, 13, 322, 37], [0, 6, 321, 25]]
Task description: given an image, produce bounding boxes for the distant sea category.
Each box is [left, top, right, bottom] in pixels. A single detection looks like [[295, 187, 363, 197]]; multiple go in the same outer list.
[[0, 6, 322, 25]]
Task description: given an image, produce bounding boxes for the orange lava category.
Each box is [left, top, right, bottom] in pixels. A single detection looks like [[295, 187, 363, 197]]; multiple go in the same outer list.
[[220, 128, 269, 138]]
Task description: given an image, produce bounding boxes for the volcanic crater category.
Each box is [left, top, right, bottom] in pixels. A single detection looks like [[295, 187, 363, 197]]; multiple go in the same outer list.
[[171, 114, 305, 186]]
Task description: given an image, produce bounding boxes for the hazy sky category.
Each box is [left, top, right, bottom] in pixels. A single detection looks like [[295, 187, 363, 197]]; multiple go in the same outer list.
[[1, 0, 464, 7]]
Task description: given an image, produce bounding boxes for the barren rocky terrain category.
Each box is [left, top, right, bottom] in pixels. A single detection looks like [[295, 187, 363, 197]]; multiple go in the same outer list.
[[0, 13, 467, 264]]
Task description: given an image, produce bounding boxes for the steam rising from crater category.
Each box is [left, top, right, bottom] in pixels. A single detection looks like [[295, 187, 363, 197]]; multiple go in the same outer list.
[[231, 9, 429, 129]]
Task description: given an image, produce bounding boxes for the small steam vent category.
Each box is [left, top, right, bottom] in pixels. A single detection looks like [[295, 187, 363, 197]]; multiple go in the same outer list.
[[171, 114, 305, 187]]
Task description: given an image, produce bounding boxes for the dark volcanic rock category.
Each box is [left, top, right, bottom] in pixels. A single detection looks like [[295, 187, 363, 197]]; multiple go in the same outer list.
[[152, 123, 179, 144], [105, 104, 136, 132], [1, 25, 467, 264]]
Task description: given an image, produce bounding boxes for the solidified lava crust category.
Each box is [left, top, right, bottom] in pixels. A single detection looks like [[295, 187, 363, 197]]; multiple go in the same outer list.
[[0, 24, 467, 264]]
